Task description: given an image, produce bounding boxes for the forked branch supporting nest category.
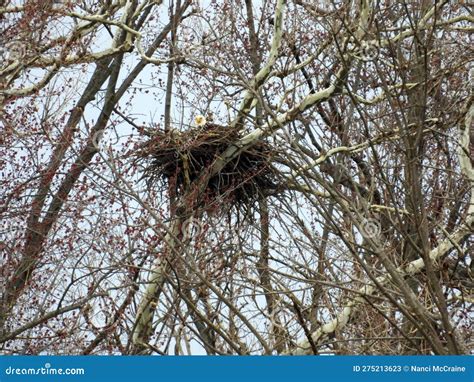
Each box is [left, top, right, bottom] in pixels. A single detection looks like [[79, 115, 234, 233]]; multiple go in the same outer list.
[[134, 123, 284, 209]]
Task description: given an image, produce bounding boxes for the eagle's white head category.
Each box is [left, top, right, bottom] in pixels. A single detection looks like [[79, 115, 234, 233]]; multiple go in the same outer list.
[[194, 115, 207, 127]]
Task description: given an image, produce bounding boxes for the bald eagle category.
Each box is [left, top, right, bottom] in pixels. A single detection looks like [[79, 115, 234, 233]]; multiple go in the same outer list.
[[194, 115, 207, 127]]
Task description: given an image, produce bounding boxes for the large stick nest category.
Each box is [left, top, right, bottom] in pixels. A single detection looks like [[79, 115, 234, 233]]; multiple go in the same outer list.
[[134, 123, 284, 209]]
